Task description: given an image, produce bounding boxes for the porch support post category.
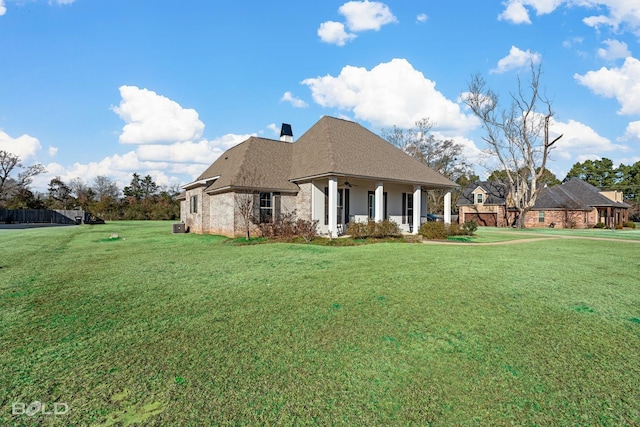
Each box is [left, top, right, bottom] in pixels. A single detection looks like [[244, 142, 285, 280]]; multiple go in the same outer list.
[[444, 190, 452, 225], [375, 182, 384, 222], [328, 177, 338, 237], [413, 185, 421, 235]]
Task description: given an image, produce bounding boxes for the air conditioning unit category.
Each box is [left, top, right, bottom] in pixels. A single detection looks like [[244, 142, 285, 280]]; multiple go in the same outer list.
[[172, 223, 187, 233]]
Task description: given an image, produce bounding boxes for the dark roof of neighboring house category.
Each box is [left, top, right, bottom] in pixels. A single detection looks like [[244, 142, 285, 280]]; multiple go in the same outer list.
[[189, 116, 457, 193], [456, 181, 509, 206], [457, 178, 630, 210], [533, 178, 630, 210]]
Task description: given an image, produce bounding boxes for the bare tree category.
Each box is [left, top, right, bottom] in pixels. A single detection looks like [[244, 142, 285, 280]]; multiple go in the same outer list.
[[383, 118, 472, 212], [462, 62, 563, 228], [92, 175, 120, 201], [235, 191, 257, 241], [0, 150, 45, 206]]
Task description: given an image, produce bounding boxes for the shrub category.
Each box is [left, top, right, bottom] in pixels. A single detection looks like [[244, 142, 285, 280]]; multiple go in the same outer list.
[[256, 211, 318, 241], [345, 219, 400, 238], [624, 221, 636, 229], [615, 223, 624, 230], [419, 221, 476, 240], [462, 220, 478, 235], [418, 222, 448, 240], [594, 222, 606, 229], [295, 218, 319, 242]]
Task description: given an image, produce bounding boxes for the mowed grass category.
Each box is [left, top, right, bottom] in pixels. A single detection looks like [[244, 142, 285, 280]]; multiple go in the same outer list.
[[1, 221, 640, 426]]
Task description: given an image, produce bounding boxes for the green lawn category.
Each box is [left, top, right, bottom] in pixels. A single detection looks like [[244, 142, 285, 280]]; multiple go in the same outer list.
[[1, 221, 640, 425]]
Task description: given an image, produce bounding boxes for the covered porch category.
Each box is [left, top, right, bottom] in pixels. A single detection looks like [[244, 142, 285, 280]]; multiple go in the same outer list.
[[308, 176, 454, 237]]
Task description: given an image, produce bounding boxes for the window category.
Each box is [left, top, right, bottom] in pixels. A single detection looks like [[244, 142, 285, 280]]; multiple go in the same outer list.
[[259, 192, 273, 223], [368, 191, 375, 219], [368, 191, 388, 220], [538, 211, 545, 223], [402, 193, 413, 225], [475, 193, 483, 204], [190, 195, 198, 214]]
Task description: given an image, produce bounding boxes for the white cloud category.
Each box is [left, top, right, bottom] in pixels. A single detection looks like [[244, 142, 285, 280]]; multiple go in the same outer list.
[[266, 123, 279, 136], [491, 46, 542, 74], [281, 91, 308, 108], [550, 118, 627, 160], [339, 1, 398, 31], [597, 39, 631, 61], [318, 21, 357, 46], [574, 56, 640, 115], [581, 0, 640, 34], [302, 58, 477, 131], [48, 146, 58, 157], [417, 13, 428, 23], [498, 1, 532, 24], [318, 1, 397, 45], [135, 133, 251, 164], [0, 1, 6, 16], [112, 85, 205, 144], [498, 1, 640, 36], [622, 121, 640, 142], [49, 0, 75, 4], [0, 131, 42, 161], [563, 36, 584, 48]]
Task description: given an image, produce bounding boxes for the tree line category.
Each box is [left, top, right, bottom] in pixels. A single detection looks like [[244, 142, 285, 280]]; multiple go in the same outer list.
[[0, 151, 180, 221]]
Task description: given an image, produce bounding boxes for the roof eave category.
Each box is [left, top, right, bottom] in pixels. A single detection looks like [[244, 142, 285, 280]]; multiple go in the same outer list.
[[182, 176, 220, 190]]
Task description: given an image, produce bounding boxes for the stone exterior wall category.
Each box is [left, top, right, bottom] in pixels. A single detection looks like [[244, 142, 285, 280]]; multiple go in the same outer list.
[[294, 183, 313, 222], [523, 209, 597, 229], [183, 187, 205, 234], [459, 205, 511, 227], [210, 192, 236, 236]]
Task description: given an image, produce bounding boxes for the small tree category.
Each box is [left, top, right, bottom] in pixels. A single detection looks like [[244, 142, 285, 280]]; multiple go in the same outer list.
[[463, 62, 563, 228], [235, 191, 258, 241], [0, 150, 45, 207]]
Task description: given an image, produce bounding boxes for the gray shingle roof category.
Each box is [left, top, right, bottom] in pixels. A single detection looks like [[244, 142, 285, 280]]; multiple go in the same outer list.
[[197, 137, 298, 193], [533, 178, 630, 210], [290, 116, 457, 188], [191, 116, 457, 193], [456, 181, 509, 206]]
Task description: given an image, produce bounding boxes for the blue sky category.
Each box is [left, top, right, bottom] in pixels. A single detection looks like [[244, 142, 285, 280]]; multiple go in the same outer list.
[[1, 0, 639, 191]]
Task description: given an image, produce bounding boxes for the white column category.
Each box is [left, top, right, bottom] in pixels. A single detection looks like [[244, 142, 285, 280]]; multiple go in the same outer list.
[[444, 190, 452, 225], [328, 177, 338, 237], [413, 185, 421, 235], [375, 182, 384, 222]]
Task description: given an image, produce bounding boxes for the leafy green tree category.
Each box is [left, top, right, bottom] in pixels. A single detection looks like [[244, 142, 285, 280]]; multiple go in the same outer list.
[[564, 158, 620, 189], [47, 177, 74, 209]]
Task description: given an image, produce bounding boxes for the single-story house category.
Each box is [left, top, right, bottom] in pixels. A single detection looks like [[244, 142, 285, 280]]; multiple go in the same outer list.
[[457, 178, 630, 228], [179, 116, 458, 237]]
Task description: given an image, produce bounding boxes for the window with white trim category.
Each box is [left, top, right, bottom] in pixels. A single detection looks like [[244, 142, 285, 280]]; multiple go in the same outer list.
[[190, 195, 198, 213]]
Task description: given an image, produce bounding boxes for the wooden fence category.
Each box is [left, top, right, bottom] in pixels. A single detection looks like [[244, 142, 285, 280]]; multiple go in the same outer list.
[[0, 209, 89, 225]]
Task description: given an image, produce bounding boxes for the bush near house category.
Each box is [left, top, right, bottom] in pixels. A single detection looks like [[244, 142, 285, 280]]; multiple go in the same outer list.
[[345, 219, 401, 238], [256, 211, 318, 242], [419, 221, 476, 240], [623, 221, 636, 229], [594, 222, 606, 229]]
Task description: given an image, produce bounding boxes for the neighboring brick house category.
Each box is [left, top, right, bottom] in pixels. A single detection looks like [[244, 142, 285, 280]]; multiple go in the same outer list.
[[456, 181, 515, 227], [178, 116, 458, 237], [525, 178, 630, 228], [457, 178, 630, 228]]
